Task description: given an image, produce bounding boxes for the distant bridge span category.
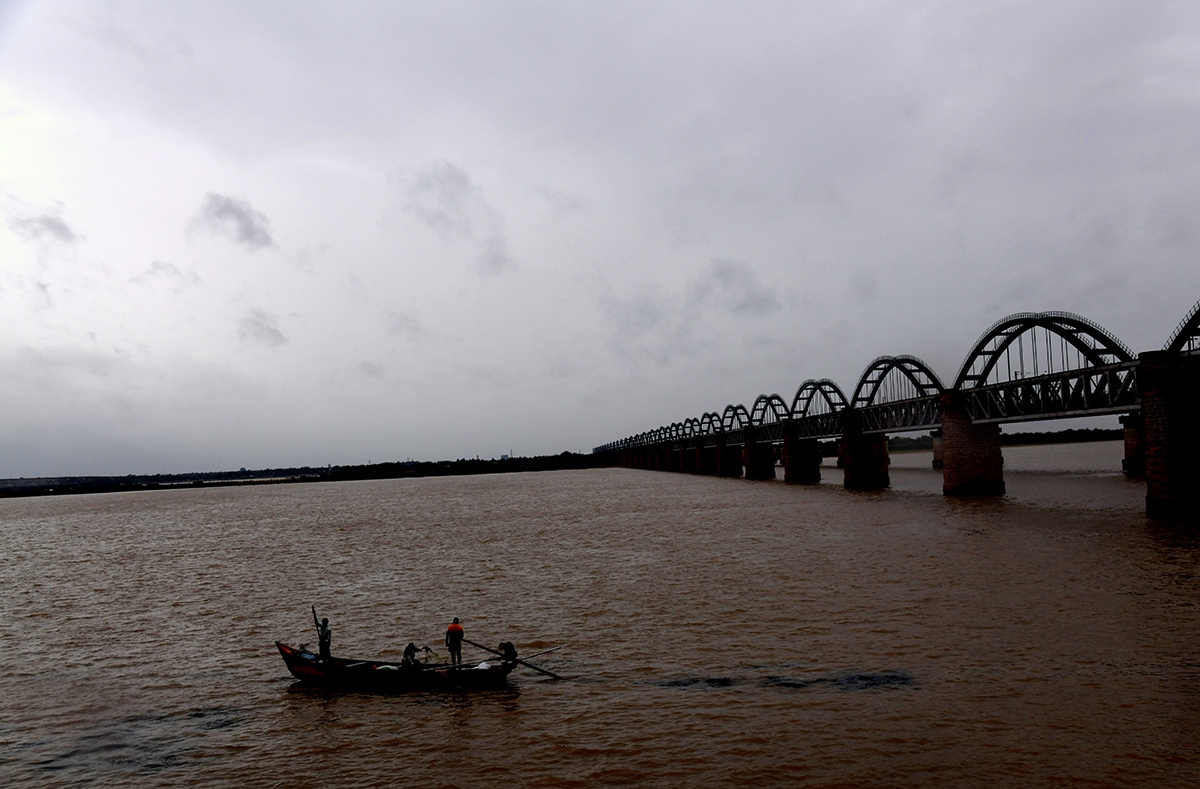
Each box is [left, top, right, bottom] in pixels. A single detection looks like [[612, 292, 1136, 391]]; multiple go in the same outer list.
[[594, 301, 1200, 521]]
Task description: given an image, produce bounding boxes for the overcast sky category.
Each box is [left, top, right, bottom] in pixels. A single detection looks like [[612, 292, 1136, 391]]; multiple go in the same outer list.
[[2, 0, 1199, 477]]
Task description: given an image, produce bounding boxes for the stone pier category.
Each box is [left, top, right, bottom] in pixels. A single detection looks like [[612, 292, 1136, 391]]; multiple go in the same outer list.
[[841, 411, 890, 490], [743, 427, 777, 481], [1120, 413, 1145, 477], [681, 442, 699, 474], [941, 393, 1005, 496], [1140, 351, 1200, 521], [717, 438, 744, 478], [783, 430, 822, 484]]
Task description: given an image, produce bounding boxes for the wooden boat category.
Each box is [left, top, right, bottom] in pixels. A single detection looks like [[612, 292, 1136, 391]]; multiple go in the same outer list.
[[275, 641, 517, 691]]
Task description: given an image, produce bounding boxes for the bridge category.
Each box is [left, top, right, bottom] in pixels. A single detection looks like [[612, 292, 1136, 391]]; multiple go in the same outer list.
[[593, 300, 1200, 521]]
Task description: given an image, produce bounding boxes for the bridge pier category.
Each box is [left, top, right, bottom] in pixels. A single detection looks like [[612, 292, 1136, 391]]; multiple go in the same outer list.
[[841, 411, 890, 490], [1140, 351, 1200, 521], [783, 431, 822, 484], [941, 393, 1005, 496], [744, 428, 776, 481], [1120, 413, 1145, 477], [681, 442, 698, 473], [717, 439, 743, 478], [699, 444, 718, 475]]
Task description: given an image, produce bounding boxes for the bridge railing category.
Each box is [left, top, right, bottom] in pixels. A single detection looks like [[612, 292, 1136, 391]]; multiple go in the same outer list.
[[960, 360, 1139, 423], [859, 395, 942, 435]]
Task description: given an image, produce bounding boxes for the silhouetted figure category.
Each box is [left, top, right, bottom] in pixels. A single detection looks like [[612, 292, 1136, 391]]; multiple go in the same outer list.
[[446, 618, 464, 665], [402, 642, 421, 669], [499, 641, 518, 663], [318, 618, 332, 662]]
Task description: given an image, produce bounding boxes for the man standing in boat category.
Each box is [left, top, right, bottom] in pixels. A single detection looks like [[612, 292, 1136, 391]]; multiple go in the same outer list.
[[318, 617, 332, 662], [446, 618, 464, 665]]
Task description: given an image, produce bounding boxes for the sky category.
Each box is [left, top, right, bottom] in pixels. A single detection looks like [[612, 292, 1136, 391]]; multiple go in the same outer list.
[[2, 0, 1199, 477]]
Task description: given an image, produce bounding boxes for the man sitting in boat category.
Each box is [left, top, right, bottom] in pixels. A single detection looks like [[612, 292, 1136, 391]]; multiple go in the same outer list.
[[401, 642, 422, 669], [499, 641, 518, 664]]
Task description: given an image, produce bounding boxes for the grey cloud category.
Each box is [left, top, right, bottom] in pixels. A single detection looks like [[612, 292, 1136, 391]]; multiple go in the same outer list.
[[395, 161, 513, 274], [9, 214, 77, 244], [601, 292, 665, 341], [387, 311, 424, 338], [191, 192, 274, 249], [687, 260, 780, 317], [237, 307, 287, 346], [357, 361, 385, 379]]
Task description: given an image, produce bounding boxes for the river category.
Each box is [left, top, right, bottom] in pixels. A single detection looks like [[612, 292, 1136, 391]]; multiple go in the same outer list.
[[2, 441, 1197, 787]]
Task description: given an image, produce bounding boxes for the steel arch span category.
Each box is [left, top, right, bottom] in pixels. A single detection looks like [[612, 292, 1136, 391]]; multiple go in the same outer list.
[[954, 311, 1135, 390], [790, 379, 848, 418], [852, 355, 945, 408], [1165, 299, 1200, 355], [721, 404, 751, 432], [750, 394, 789, 425]]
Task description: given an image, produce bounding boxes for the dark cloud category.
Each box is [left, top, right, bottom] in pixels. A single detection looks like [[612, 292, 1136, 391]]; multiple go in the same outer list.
[[687, 260, 780, 316], [395, 161, 513, 274], [9, 214, 77, 244], [191, 192, 274, 249], [237, 307, 286, 346]]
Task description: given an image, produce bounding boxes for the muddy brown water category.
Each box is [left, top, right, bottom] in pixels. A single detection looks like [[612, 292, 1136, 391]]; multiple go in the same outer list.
[[2, 442, 1198, 787]]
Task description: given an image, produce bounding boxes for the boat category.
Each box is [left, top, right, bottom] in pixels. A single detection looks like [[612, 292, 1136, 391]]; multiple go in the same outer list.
[[275, 641, 517, 692]]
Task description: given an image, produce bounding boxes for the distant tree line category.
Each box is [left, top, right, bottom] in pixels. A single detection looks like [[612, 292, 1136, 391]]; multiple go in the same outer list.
[[0, 452, 598, 498], [0, 429, 1124, 499]]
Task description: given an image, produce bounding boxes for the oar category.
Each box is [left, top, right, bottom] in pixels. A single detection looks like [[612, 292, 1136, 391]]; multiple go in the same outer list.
[[522, 645, 564, 661], [463, 638, 566, 680]]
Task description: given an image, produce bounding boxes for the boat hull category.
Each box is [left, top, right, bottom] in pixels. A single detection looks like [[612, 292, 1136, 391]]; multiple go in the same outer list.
[[275, 641, 515, 692]]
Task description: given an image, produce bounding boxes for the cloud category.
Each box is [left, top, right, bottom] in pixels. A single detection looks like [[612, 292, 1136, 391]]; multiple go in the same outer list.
[[237, 307, 287, 346], [601, 292, 665, 341], [129, 260, 201, 289], [8, 213, 77, 244], [395, 161, 513, 274], [386, 311, 424, 338], [686, 260, 780, 317], [190, 192, 274, 249], [356, 361, 385, 379]]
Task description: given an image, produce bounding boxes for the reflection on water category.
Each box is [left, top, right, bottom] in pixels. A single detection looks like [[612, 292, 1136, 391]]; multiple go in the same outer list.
[[2, 441, 1198, 787]]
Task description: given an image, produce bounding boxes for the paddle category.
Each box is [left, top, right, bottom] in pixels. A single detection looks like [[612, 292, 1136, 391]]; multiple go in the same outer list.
[[463, 638, 566, 680], [521, 645, 564, 661]]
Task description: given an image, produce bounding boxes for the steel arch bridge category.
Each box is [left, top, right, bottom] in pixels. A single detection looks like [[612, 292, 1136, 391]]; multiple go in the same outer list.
[[593, 301, 1198, 455]]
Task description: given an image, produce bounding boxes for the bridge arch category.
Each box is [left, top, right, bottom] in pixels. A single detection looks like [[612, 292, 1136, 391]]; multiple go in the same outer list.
[[699, 411, 722, 435], [1165, 299, 1200, 355], [750, 394, 789, 425], [790, 379, 848, 418], [682, 417, 700, 438], [852, 355, 944, 408], [721, 404, 751, 432], [954, 311, 1134, 390]]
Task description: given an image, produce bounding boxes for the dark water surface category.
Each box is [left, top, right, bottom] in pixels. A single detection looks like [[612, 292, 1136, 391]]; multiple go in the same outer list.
[[3, 442, 1198, 787]]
